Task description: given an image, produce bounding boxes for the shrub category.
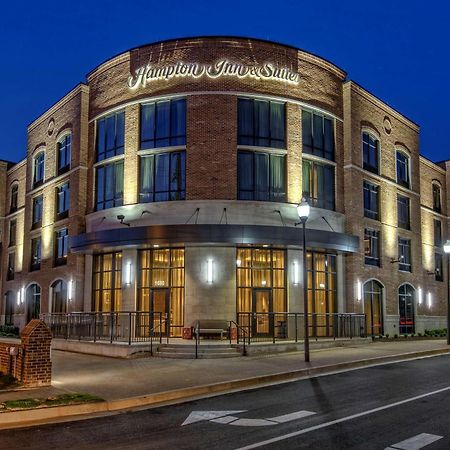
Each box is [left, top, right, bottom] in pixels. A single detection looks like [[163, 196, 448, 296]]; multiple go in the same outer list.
[[0, 325, 19, 337]]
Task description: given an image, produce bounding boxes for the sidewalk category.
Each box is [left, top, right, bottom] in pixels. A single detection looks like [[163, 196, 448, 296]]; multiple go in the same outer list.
[[1, 339, 449, 405]]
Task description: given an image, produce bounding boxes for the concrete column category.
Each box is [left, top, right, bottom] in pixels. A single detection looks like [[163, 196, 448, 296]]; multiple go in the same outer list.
[[83, 255, 93, 311], [287, 248, 303, 340], [184, 246, 236, 326], [337, 254, 345, 313]]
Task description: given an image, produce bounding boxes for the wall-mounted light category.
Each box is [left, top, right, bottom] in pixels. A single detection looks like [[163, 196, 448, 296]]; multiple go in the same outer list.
[[16, 290, 21, 306], [125, 261, 132, 286], [207, 259, 213, 284], [68, 279, 74, 302], [427, 292, 432, 309], [417, 287, 423, 305], [356, 280, 362, 301], [293, 261, 300, 285]]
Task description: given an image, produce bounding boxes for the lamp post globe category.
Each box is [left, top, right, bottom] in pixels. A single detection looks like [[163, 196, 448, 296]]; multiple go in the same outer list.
[[297, 198, 310, 223]]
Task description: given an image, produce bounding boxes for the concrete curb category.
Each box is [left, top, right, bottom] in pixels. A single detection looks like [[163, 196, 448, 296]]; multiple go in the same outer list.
[[1, 346, 450, 430]]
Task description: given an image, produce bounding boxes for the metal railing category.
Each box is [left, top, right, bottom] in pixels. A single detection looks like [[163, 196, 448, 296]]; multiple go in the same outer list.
[[236, 312, 366, 343], [229, 320, 248, 355], [41, 312, 167, 344]]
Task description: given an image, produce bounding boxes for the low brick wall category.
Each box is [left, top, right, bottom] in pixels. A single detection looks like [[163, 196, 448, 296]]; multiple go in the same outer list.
[[0, 320, 52, 387]]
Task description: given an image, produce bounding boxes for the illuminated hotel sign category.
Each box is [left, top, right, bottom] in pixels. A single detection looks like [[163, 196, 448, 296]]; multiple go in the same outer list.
[[127, 59, 300, 90]]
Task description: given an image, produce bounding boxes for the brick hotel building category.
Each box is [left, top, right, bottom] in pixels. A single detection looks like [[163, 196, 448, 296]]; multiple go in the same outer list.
[[0, 36, 448, 338]]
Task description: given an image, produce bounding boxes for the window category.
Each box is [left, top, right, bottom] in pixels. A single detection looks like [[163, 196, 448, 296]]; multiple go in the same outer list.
[[302, 110, 334, 161], [57, 134, 71, 174], [432, 183, 442, 213], [362, 133, 379, 174], [7, 253, 14, 281], [363, 181, 379, 220], [363, 280, 383, 336], [238, 98, 285, 149], [4, 291, 14, 326], [140, 151, 186, 203], [396, 151, 410, 188], [32, 195, 43, 228], [237, 151, 286, 201], [398, 237, 411, 272], [364, 228, 380, 267], [92, 252, 122, 312], [435, 253, 443, 282], [33, 152, 45, 187], [31, 236, 42, 271], [8, 220, 16, 247], [397, 195, 410, 230], [302, 159, 335, 210], [56, 182, 70, 220], [96, 111, 125, 161], [55, 228, 69, 266], [9, 184, 18, 214], [95, 161, 124, 211], [51, 280, 68, 313], [434, 219, 442, 247], [398, 284, 415, 334], [140, 99, 186, 149], [26, 284, 41, 322]]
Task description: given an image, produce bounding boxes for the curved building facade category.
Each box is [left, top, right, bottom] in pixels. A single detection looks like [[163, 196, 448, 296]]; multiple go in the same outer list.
[[1, 37, 448, 337]]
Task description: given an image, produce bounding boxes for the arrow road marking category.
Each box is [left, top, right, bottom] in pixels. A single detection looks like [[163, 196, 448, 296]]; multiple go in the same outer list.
[[182, 410, 316, 427], [385, 433, 443, 450]]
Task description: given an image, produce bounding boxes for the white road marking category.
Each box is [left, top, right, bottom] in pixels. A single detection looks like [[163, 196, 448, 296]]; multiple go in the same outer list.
[[230, 418, 276, 427], [387, 433, 443, 450], [211, 416, 240, 424], [235, 385, 450, 449], [182, 410, 246, 426], [268, 410, 316, 423]]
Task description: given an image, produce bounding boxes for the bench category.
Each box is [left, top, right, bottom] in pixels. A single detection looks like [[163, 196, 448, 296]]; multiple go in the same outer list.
[[192, 320, 230, 340]]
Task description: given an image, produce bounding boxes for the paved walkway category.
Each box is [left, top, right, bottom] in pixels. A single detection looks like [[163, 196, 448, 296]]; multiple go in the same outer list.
[[1, 339, 449, 403]]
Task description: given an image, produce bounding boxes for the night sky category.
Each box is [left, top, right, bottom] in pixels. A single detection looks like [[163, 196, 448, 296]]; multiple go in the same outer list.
[[1, 0, 449, 163]]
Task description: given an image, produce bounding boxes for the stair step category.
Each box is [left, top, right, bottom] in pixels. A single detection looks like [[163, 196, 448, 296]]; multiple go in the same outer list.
[[155, 351, 241, 359], [157, 347, 238, 354]]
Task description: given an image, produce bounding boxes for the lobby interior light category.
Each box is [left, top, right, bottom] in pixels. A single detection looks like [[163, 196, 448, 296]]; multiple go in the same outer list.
[[207, 259, 213, 284], [297, 198, 310, 222]]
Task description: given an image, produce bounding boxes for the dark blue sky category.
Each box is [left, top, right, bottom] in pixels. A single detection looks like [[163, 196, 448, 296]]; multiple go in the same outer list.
[[1, 0, 449, 163]]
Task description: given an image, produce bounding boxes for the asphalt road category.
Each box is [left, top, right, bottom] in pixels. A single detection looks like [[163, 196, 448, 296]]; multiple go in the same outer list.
[[2, 355, 450, 449]]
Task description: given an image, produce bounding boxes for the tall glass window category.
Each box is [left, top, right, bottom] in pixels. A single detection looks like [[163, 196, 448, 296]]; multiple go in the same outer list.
[[32, 195, 43, 228], [432, 183, 442, 213], [57, 134, 71, 174], [7, 253, 14, 281], [302, 110, 334, 161], [363, 181, 379, 220], [8, 220, 16, 247], [435, 253, 443, 282], [140, 99, 186, 149], [30, 236, 41, 271], [397, 195, 410, 230], [434, 219, 442, 247], [9, 184, 18, 214], [96, 111, 125, 162], [398, 237, 412, 272], [396, 151, 410, 188], [95, 161, 124, 211], [56, 182, 70, 220], [55, 228, 69, 266], [140, 151, 186, 202], [4, 291, 14, 325], [93, 252, 122, 312], [302, 159, 335, 210], [51, 280, 68, 313], [364, 228, 380, 267], [364, 280, 383, 336], [237, 151, 286, 201], [33, 152, 45, 187], [362, 133, 379, 174], [398, 284, 415, 334], [238, 98, 285, 149]]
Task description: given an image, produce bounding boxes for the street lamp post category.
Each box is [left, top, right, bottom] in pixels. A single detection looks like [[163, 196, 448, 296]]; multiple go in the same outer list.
[[297, 198, 311, 362], [443, 240, 450, 345]]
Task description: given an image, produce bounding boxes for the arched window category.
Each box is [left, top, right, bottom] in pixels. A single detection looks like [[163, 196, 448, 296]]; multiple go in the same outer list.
[[398, 284, 415, 334], [9, 183, 18, 214], [4, 291, 14, 326], [51, 280, 67, 313], [26, 284, 41, 323], [363, 280, 383, 336], [362, 132, 379, 174], [33, 151, 45, 188], [432, 182, 442, 213], [57, 134, 71, 175], [396, 150, 410, 188]]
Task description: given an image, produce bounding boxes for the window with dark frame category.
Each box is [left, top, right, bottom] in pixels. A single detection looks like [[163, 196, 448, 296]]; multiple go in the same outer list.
[[32, 195, 43, 228], [397, 195, 410, 230], [362, 133, 379, 174], [435, 253, 443, 282], [7, 253, 14, 281], [398, 237, 411, 272], [139, 151, 186, 203], [434, 219, 442, 247], [92, 252, 122, 312], [364, 228, 380, 267], [57, 134, 71, 174], [8, 220, 16, 247], [56, 182, 70, 220], [95, 161, 124, 211], [9, 184, 18, 214], [140, 99, 186, 150], [302, 110, 334, 161], [238, 98, 286, 149], [96, 111, 125, 162], [396, 151, 410, 188], [302, 159, 335, 210], [54, 228, 69, 266], [237, 151, 286, 202], [363, 180, 379, 220], [30, 236, 42, 271], [33, 152, 45, 187], [432, 183, 442, 213]]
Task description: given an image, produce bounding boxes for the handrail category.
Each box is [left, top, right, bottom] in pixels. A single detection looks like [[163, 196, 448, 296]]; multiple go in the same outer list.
[[194, 320, 200, 359], [229, 320, 248, 356]]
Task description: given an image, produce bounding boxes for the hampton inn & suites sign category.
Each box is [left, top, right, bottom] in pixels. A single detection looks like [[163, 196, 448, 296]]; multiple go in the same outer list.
[[127, 59, 300, 90]]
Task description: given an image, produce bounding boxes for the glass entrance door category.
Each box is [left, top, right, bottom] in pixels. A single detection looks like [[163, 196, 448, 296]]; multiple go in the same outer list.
[[252, 289, 272, 336], [150, 289, 170, 335]]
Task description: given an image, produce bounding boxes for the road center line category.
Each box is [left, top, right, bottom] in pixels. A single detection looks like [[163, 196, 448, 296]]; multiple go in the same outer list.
[[235, 385, 450, 450]]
